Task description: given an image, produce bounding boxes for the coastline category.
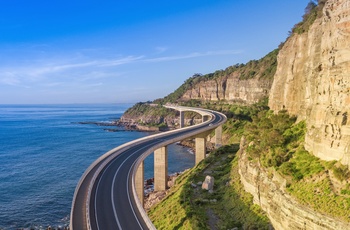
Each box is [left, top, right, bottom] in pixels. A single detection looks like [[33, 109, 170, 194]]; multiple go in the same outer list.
[[144, 170, 189, 211], [0, 104, 195, 230]]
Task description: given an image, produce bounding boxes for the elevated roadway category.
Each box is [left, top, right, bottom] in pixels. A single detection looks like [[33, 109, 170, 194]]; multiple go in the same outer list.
[[70, 106, 226, 230]]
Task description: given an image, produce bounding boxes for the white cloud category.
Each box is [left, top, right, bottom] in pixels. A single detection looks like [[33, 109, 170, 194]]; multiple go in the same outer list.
[[0, 71, 30, 88], [0, 54, 143, 89], [155, 46, 169, 53], [0, 48, 242, 102], [97, 55, 144, 67], [144, 49, 242, 63]]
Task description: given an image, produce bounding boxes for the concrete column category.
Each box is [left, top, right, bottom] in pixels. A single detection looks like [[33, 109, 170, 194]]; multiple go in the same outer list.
[[180, 111, 184, 128], [202, 115, 209, 123], [154, 146, 168, 191], [215, 125, 223, 149], [135, 161, 144, 207], [195, 137, 206, 164]]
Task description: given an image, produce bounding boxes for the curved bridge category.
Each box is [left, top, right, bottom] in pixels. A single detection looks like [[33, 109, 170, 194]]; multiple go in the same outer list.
[[70, 106, 227, 230]]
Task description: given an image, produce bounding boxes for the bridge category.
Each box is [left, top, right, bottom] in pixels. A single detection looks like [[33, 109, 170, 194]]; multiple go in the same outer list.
[[70, 106, 227, 230]]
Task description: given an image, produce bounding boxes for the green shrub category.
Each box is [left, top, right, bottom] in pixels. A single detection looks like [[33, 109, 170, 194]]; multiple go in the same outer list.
[[290, 1, 325, 35], [279, 149, 324, 180], [155, 49, 278, 104], [332, 164, 350, 181]]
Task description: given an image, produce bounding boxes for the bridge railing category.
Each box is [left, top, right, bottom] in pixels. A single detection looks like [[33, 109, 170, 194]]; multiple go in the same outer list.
[[130, 107, 227, 229], [71, 106, 226, 229]]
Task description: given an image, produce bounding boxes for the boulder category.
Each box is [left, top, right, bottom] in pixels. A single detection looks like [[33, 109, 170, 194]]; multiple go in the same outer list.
[[202, 175, 214, 191]]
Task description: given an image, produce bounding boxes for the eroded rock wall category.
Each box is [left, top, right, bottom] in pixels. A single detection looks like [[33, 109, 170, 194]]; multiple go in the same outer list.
[[181, 74, 272, 104], [238, 138, 350, 230], [269, 0, 350, 166]]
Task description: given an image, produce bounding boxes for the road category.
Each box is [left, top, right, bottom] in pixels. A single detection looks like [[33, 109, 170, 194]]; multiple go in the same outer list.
[[70, 107, 226, 230]]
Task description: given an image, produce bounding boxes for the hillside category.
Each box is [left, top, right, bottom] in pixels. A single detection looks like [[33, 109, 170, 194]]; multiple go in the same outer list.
[[155, 48, 278, 105], [120, 48, 278, 130], [269, 0, 350, 166], [121, 0, 350, 229]]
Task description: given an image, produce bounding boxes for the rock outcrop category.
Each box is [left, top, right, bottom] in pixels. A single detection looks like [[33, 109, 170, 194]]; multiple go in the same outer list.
[[201, 175, 214, 191], [238, 137, 350, 230], [181, 75, 272, 104], [119, 103, 204, 131], [119, 112, 178, 129], [269, 0, 350, 166], [176, 49, 277, 104]]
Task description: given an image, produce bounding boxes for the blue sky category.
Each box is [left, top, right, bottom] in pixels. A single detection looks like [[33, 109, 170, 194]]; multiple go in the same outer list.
[[0, 0, 310, 104]]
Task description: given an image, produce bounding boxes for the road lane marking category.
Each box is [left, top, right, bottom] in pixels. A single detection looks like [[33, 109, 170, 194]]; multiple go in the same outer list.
[[111, 141, 161, 230], [94, 153, 126, 230], [91, 110, 226, 230]]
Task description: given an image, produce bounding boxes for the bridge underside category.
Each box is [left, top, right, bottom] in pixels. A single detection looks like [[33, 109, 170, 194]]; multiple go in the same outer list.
[[135, 124, 223, 206]]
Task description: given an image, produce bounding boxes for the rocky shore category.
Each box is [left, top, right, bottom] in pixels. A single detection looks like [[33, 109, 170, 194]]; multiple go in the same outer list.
[[76, 119, 173, 132], [15, 225, 69, 230], [144, 171, 187, 211]]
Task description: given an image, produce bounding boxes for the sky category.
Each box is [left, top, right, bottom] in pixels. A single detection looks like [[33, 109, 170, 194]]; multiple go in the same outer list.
[[0, 0, 311, 104]]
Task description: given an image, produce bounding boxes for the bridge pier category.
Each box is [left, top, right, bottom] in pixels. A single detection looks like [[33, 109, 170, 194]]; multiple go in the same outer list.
[[154, 146, 168, 191], [135, 161, 144, 206], [180, 111, 184, 128], [195, 136, 206, 165], [202, 115, 209, 122], [195, 129, 214, 164], [215, 125, 223, 149]]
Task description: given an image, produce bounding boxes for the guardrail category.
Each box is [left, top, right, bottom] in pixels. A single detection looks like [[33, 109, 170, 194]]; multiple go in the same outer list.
[[129, 107, 227, 229], [70, 106, 226, 230]]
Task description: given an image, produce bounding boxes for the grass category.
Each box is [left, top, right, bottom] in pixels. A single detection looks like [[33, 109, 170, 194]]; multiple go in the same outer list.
[[277, 149, 350, 222], [279, 148, 324, 180], [287, 176, 350, 221], [239, 108, 350, 222], [148, 145, 270, 229], [154, 48, 278, 105]]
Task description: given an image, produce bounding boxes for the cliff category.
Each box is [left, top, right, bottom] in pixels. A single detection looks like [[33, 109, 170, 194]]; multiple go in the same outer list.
[[180, 74, 272, 104], [238, 137, 350, 230], [269, 0, 350, 166], [159, 49, 278, 105], [119, 102, 203, 131], [118, 0, 350, 229]]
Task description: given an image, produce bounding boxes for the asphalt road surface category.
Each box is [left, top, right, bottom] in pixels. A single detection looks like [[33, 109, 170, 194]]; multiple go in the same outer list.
[[70, 108, 226, 230]]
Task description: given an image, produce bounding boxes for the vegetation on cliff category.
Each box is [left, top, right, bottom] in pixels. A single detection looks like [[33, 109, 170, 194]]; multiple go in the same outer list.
[[121, 102, 179, 128], [243, 109, 350, 222], [152, 49, 278, 105], [124, 102, 177, 118], [126, 0, 350, 225], [146, 96, 350, 226], [290, 0, 326, 35], [148, 145, 270, 229]]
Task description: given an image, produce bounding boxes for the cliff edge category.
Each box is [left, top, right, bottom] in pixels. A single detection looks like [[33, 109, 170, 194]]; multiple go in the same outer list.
[[269, 0, 350, 166]]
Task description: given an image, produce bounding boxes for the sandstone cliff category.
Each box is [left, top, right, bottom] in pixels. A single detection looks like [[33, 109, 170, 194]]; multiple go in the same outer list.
[[171, 49, 278, 105], [269, 0, 350, 166], [119, 102, 203, 131], [180, 74, 272, 104], [238, 137, 350, 230]]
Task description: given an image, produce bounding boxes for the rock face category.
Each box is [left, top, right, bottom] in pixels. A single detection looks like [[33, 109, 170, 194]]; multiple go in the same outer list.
[[269, 0, 350, 166], [120, 113, 177, 128], [181, 74, 272, 104], [119, 111, 202, 130], [201, 175, 214, 191], [238, 138, 350, 230]]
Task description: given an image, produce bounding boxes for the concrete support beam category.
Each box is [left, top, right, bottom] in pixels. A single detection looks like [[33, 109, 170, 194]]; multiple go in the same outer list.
[[195, 137, 207, 165], [180, 111, 185, 128], [215, 125, 223, 149], [135, 161, 144, 207], [202, 115, 209, 123], [154, 146, 168, 191]]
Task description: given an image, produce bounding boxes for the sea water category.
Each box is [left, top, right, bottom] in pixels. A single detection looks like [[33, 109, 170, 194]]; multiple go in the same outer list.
[[0, 104, 194, 229]]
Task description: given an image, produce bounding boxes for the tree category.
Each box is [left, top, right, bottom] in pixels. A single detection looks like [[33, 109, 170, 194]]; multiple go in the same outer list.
[[192, 73, 202, 78], [304, 1, 317, 18]]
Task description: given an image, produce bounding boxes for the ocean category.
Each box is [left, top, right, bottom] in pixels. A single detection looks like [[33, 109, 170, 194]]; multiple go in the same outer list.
[[0, 104, 194, 229]]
